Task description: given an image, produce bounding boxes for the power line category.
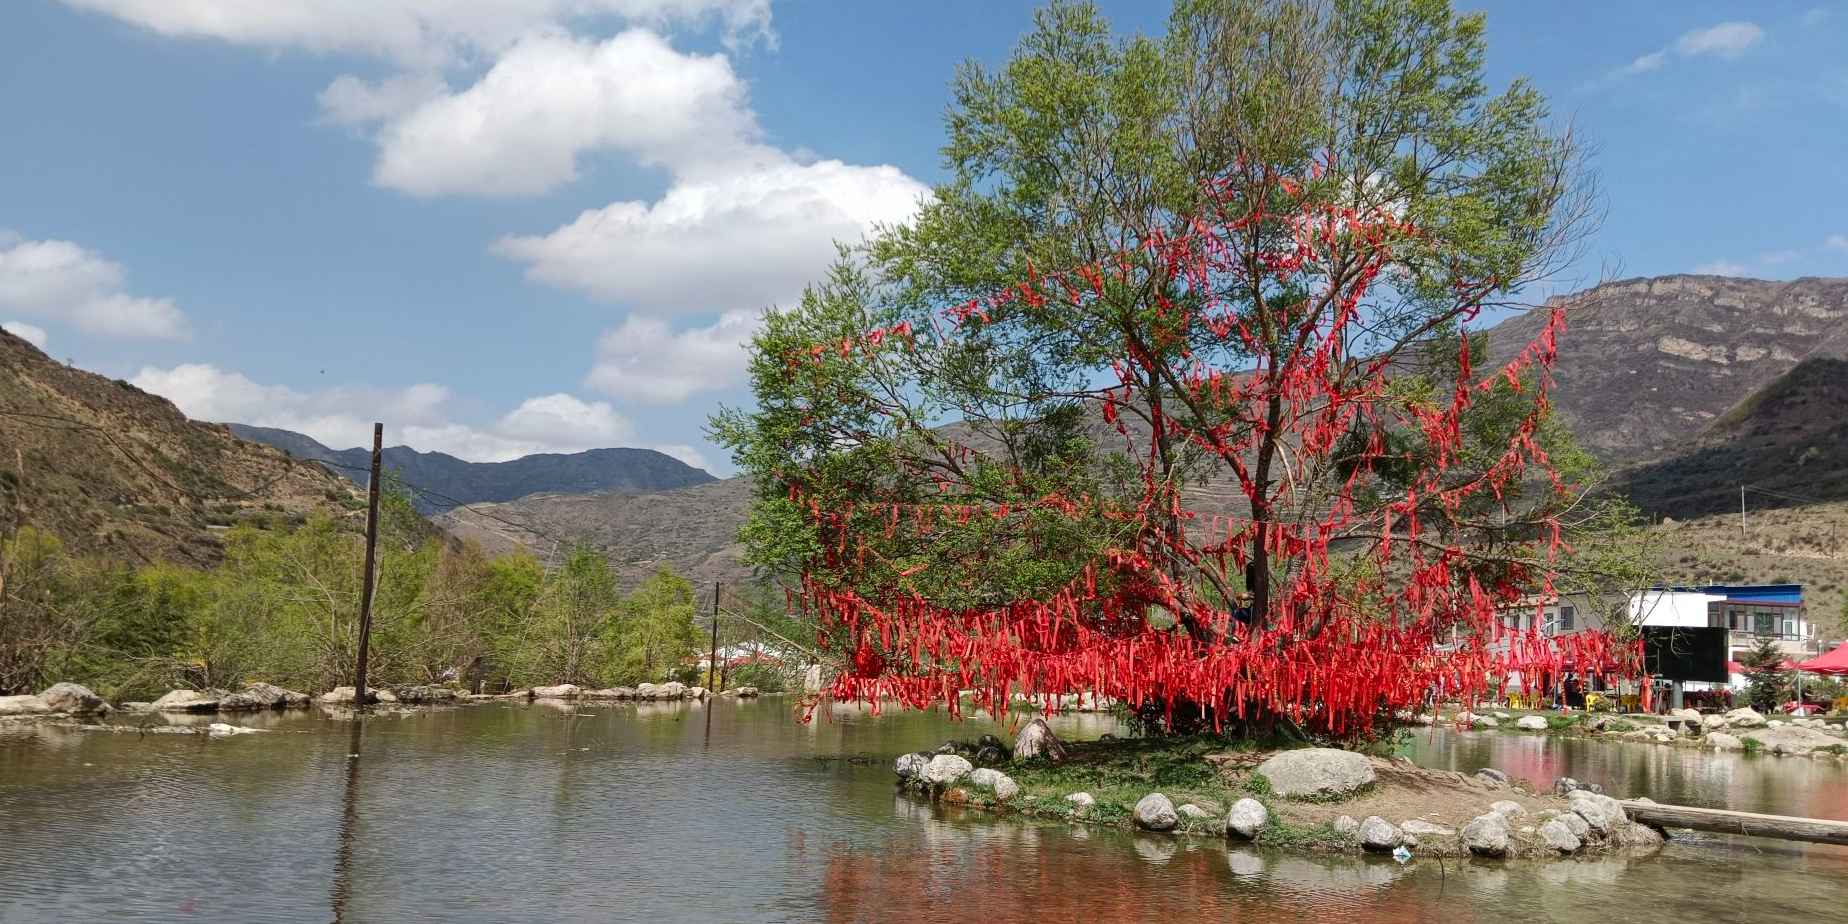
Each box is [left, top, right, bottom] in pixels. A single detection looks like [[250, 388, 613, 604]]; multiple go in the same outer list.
[[1, 408, 303, 501]]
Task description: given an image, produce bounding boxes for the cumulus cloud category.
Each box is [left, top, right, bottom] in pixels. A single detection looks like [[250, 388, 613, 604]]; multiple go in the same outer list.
[[585, 309, 757, 403], [498, 157, 923, 311], [335, 30, 756, 197], [1692, 258, 1749, 277], [0, 237, 187, 339], [1620, 21, 1765, 75], [1826, 235, 1848, 254], [3, 321, 48, 349], [650, 443, 712, 471], [130, 363, 649, 462], [61, 0, 773, 65]]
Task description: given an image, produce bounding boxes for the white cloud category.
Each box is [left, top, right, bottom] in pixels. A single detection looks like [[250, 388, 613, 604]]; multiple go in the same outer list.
[[61, 0, 773, 65], [338, 30, 756, 197], [1618, 21, 1765, 77], [585, 309, 757, 403], [3, 321, 48, 349], [650, 443, 711, 471], [1825, 235, 1848, 254], [495, 392, 635, 448], [497, 156, 924, 312], [0, 238, 188, 339], [1802, 8, 1832, 29], [129, 363, 642, 462], [1673, 22, 1766, 58], [1620, 51, 1666, 75], [1693, 258, 1749, 277]]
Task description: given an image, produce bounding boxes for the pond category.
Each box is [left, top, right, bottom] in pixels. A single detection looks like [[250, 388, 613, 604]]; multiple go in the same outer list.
[[2, 700, 1845, 923]]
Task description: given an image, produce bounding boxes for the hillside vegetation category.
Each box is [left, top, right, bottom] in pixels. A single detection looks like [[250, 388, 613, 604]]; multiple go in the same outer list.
[[0, 328, 361, 567]]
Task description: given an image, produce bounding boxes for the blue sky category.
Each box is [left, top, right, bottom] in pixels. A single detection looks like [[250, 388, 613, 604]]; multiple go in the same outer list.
[[2, 1, 1844, 474]]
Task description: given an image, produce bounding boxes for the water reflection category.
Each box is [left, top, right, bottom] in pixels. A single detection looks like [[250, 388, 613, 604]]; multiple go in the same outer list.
[[2, 702, 1845, 924], [330, 720, 363, 924]]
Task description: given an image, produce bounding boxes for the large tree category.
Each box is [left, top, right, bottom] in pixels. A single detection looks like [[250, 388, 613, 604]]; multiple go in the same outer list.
[[715, 0, 1636, 736]]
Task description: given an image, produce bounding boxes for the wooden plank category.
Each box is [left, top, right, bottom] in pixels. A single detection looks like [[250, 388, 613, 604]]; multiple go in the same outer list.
[[1621, 800, 1848, 846]]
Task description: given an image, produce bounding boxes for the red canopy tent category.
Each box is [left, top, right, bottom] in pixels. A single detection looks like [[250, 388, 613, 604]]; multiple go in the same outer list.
[[1796, 645, 1848, 676]]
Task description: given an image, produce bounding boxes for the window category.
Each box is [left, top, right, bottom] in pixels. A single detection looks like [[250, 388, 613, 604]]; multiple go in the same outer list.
[[1756, 611, 1778, 636], [1557, 606, 1575, 631]]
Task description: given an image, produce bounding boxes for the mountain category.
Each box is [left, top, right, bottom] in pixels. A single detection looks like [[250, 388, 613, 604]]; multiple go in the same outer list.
[[1612, 357, 1848, 519], [225, 424, 717, 513], [0, 328, 362, 567], [434, 477, 755, 587], [1483, 275, 1848, 462]]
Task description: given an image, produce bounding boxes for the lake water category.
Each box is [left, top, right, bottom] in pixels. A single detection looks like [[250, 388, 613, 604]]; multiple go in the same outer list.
[[2, 700, 1846, 923]]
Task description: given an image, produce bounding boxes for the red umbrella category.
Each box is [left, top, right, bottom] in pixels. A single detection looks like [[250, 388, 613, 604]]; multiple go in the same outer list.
[[1797, 644, 1848, 677]]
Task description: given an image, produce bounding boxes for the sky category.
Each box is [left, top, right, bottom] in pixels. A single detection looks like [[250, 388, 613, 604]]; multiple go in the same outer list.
[[2, 1, 1845, 475]]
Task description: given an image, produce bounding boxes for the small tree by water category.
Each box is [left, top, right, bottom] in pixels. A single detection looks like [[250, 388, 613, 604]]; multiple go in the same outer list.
[[1741, 636, 1793, 712]]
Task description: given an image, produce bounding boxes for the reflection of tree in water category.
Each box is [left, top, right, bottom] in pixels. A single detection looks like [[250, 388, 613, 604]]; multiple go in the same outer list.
[[806, 797, 1465, 924]]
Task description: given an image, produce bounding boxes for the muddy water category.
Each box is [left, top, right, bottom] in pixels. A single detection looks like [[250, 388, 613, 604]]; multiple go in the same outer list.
[[1, 701, 1844, 923]]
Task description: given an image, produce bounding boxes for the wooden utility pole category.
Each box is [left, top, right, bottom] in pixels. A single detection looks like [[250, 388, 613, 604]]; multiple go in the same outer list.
[[707, 581, 722, 693], [353, 423, 383, 709]]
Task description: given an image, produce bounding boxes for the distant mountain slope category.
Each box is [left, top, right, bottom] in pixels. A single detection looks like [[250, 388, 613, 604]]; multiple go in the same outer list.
[[434, 477, 755, 588], [1613, 357, 1848, 519], [226, 424, 716, 513], [0, 329, 361, 566], [1483, 275, 1848, 461]]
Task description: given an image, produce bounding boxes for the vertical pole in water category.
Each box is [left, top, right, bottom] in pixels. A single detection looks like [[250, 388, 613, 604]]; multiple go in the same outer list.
[[353, 423, 383, 710], [705, 582, 720, 745], [708, 582, 721, 693]]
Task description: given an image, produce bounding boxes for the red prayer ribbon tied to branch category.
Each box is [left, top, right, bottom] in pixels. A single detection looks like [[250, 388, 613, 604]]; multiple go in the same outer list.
[[778, 165, 1638, 737]]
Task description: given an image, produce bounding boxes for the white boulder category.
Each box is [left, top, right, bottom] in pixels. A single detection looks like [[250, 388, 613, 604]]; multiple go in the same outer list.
[[153, 689, 221, 712], [1516, 715, 1549, 731], [1254, 748, 1376, 799], [920, 754, 974, 786], [38, 682, 108, 715], [1462, 812, 1511, 857], [1225, 798, 1268, 839], [1133, 793, 1179, 831], [1358, 816, 1402, 851]]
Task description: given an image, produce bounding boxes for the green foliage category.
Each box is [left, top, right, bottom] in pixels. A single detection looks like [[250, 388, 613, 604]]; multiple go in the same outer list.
[[0, 514, 761, 696], [1241, 773, 1273, 796], [1741, 635, 1793, 712]]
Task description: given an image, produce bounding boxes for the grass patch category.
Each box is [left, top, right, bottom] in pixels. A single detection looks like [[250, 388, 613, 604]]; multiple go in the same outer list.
[[1741, 737, 1763, 754]]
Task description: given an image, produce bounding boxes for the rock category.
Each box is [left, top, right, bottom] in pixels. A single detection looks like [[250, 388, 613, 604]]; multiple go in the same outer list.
[[1516, 715, 1549, 731], [1358, 816, 1402, 851], [1133, 793, 1179, 831], [802, 664, 824, 694], [1493, 712, 1511, 719], [1669, 707, 1702, 725], [977, 733, 1005, 751], [216, 692, 268, 711], [241, 682, 310, 708], [1568, 791, 1626, 834], [153, 689, 221, 712], [1702, 713, 1728, 731], [969, 767, 1020, 801], [1744, 724, 1846, 756], [1767, 719, 1785, 727], [1538, 818, 1582, 853], [1585, 714, 1613, 732], [531, 684, 582, 699], [1557, 811, 1590, 839], [1013, 717, 1067, 763], [920, 753, 974, 786], [1553, 777, 1603, 797], [1254, 748, 1375, 799], [1333, 815, 1360, 836], [689, 687, 711, 699], [1177, 803, 1211, 819], [373, 689, 398, 704], [38, 682, 108, 715], [0, 694, 51, 716], [894, 752, 931, 779], [1724, 707, 1766, 728], [1489, 800, 1528, 819], [1462, 813, 1511, 857], [1475, 768, 1511, 788], [733, 686, 760, 698], [1401, 819, 1454, 836], [393, 685, 458, 705], [206, 723, 266, 738], [1706, 731, 1744, 750], [1065, 792, 1095, 810], [973, 746, 1006, 766], [1226, 798, 1268, 839]]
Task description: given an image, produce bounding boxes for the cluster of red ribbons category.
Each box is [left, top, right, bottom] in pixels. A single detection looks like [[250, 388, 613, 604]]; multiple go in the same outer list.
[[776, 165, 1638, 736]]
